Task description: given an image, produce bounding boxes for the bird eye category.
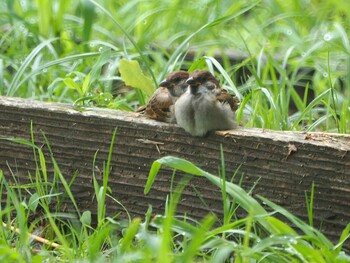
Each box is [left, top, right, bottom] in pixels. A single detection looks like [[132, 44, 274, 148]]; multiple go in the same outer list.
[[207, 82, 216, 90]]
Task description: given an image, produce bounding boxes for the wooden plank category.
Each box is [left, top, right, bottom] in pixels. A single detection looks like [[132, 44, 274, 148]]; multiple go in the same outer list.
[[0, 96, 349, 246]]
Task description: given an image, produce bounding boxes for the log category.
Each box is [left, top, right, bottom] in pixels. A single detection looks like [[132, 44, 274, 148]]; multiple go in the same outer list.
[[0, 96, 349, 246]]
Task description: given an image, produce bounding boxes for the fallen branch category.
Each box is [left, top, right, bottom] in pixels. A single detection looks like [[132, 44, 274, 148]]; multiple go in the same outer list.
[[2, 222, 61, 249]]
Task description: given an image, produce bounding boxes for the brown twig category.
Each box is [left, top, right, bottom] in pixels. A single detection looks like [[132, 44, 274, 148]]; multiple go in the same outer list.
[[2, 222, 61, 249]]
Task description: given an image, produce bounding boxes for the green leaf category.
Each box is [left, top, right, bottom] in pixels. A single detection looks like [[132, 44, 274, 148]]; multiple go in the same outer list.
[[160, 1, 260, 79], [179, 214, 216, 262], [120, 218, 142, 252], [188, 57, 206, 72], [38, 148, 47, 182], [80, 210, 92, 226], [246, 235, 298, 256], [7, 38, 59, 96], [205, 56, 241, 99], [64, 78, 82, 95], [89, 0, 158, 86], [0, 245, 22, 262], [90, 48, 111, 85], [258, 195, 334, 248], [335, 223, 350, 253], [82, 73, 91, 95], [119, 59, 154, 96], [144, 156, 274, 233], [265, 216, 297, 235], [291, 88, 331, 129], [144, 156, 204, 194], [28, 193, 39, 212], [144, 161, 162, 194]]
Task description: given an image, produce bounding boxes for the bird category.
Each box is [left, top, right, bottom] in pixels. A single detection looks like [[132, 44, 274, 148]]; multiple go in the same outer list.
[[137, 70, 189, 122], [174, 69, 239, 137]]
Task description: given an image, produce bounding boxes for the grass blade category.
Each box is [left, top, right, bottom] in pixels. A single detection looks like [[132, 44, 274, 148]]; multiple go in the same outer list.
[[160, 1, 261, 80], [291, 88, 331, 129], [7, 38, 59, 96], [88, 0, 157, 86], [144, 156, 273, 233]]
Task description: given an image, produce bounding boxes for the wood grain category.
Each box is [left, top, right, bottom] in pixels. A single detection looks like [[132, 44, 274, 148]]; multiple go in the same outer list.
[[0, 96, 349, 247]]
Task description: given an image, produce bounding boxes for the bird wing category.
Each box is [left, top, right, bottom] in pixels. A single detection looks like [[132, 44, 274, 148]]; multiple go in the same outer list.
[[216, 90, 240, 112], [145, 87, 173, 121]]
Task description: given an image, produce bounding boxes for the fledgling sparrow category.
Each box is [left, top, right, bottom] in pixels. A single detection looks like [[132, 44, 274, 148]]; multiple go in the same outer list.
[[137, 70, 189, 122], [174, 70, 239, 137]]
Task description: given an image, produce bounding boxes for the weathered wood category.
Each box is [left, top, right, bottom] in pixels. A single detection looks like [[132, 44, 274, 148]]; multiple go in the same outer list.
[[0, 96, 349, 246]]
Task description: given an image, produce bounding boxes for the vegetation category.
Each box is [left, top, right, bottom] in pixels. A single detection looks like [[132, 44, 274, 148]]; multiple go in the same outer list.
[[1, 0, 349, 132], [1, 131, 349, 262], [1, 0, 350, 262]]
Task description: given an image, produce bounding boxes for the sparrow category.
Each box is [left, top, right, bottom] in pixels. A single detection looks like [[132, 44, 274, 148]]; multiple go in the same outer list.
[[174, 70, 239, 137], [137, 70, 189, 122]]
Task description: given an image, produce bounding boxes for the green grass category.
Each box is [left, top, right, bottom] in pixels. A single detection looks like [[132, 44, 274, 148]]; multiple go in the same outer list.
[[1, 1, 350, 261], [0, 132, 349, 262], [0, 0, 349, 132]]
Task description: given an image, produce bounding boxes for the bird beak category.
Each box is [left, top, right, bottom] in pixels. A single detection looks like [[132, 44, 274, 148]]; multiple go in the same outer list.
[[159, 79, 169, 87], [186, 77, 195, 85]]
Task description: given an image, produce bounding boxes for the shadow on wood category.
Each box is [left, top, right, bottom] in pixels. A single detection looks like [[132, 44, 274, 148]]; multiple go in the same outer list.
[[0, 96, 349, 247]]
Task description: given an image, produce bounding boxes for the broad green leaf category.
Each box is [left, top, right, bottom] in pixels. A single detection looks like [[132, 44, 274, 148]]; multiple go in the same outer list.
[[64, 78, 82, 95], [144, 156, 204, 194], [144, 156, 274, 234], [28, 193, 39, 212], [157, 156, 205, 176], [119, 59, 154, 96], [80, 210, 92, 226]]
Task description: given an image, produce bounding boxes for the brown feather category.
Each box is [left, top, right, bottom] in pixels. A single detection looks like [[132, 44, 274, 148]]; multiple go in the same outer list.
[[138, 70, 189, 122], [144, 87, 173, 121], [216, 89, 240, 112]]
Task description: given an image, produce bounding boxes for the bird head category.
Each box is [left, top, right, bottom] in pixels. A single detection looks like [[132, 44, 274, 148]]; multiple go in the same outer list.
[[186, 70, 220, 95], [159, 70, 189, 97]]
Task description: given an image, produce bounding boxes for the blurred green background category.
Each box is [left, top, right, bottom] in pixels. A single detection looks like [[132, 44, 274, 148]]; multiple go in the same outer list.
[[1, 0, 349, 132]]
